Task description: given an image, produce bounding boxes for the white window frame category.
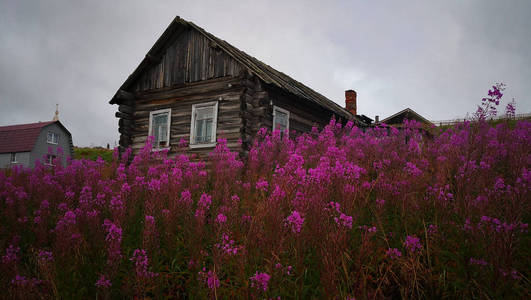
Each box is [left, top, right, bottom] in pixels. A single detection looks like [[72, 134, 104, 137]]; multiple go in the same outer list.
[[148, 108, 172, 150], [47, 131, 59, 144], [190, 101, 218, 149], [45, 154, 56, 166], [10, 153, 17, 164], [272, 105, 290, 132]]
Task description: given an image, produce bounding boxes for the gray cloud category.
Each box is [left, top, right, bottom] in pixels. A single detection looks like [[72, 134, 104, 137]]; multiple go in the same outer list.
[[1, 0, 530, 146]]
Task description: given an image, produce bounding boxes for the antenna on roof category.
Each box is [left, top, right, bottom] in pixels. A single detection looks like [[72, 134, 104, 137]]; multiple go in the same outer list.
[[53, 104, 59, 121]]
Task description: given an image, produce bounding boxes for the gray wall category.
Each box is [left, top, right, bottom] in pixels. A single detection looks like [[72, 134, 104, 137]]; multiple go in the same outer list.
[[0, 152, 30, 168], [30, 123, 72, 167]]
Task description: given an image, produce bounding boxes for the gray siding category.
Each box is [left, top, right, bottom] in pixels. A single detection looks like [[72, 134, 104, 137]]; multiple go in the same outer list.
[[0, 152, 30, 168], [30, 123, 72, 167]]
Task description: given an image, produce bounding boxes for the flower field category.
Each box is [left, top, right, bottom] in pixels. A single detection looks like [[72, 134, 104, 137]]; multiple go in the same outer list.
[[1, 118, 530, 299]]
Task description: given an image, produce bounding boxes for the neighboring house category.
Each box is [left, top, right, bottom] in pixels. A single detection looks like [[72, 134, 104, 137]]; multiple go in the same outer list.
[[0, 121, 73, 168], [378, 108, 434, 128], [110, 16, 369, 157]]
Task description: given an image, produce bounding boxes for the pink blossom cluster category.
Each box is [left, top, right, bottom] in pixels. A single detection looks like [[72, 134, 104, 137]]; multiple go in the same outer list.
[[250, 271, 271, 291]]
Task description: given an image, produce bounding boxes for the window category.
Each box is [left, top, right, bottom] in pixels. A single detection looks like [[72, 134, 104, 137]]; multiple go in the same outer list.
[[10, 153, 17, 164], [190, 102, 218, 148], [47, 131, 59, 144], [45, 154, 56, 166], [273, 106, 290, 132], [148, 108, 171, 149]]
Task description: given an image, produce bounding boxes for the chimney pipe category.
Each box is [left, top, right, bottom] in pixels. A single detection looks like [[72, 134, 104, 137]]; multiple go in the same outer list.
[[345, 90, 357, 116], [375, 115, 379, 124]]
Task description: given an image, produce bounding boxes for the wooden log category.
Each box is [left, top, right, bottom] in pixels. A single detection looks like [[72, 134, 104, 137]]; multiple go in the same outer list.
[[118, 105, 134, 114], [115, 111, 133, 120], [116, 89, 135, 101]]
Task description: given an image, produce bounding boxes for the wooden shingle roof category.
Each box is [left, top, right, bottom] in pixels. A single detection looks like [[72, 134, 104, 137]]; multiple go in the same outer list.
[[110, 16, 364, 124]]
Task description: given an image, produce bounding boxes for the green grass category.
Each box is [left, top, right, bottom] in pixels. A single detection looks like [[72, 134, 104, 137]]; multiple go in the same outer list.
[[73, 147, 113, 162]]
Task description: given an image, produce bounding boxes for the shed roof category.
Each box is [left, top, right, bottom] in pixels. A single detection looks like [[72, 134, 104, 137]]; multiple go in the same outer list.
[[0, 121, 70, 154], [380, 108, 434, 126], [110, 16, 365, 124]]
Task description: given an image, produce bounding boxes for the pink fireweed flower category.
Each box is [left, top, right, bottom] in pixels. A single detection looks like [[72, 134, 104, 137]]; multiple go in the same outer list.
[[215, 233, 240, 256], [198, 268, 220, 290], [285, 210, 304, 234], [376, 198, 386, 208], [103, 219, 122, 263], [195, 193, 212, 220], [130, 249, 158, 279], [334, 213, 353, 229], [2, 244, 20, 264], [95, 274, 112, 289], [404, 162, 422, 177], [469, 258, 488, 266], [215, 213, 227, 225], [10, 275, 41, 287], [386, 248, 402, 260], [256, 178, 269, 191], [404, 235, 422, 254], [250, 271, 271, 291], [37, 250, 53, 263]]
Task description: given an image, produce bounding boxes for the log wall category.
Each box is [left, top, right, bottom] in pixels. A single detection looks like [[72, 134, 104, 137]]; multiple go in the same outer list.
[[121, 76, 245, 157]]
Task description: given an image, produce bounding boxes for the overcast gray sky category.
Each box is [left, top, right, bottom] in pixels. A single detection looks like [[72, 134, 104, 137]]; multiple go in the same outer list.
[[1, 0, 530, 147]]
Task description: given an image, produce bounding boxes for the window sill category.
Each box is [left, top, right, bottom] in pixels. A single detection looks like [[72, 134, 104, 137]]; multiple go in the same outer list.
[[151, 147, 170, 152], [189, 142, 216, 149], [47, 142, 58, 145]]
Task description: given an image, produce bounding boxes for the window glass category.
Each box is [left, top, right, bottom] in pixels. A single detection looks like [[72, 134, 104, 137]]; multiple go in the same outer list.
[[194, 106, 214, 143], [47, 132, 58, 144], [273, 107, 289, 132], [152, 113, 168, 147], [149, 109, 171, 149], [46, 154, 56, 166], [191, 103, 217, 146]]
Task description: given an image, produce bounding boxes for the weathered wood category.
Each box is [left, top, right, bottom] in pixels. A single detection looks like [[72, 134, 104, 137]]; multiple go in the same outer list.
[[118, 105, 134, 114], [116, 89, 135, 101], [115, 112, 133, 120]]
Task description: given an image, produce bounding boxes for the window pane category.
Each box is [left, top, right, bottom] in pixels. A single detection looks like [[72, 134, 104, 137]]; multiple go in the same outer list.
[[152, 113, 168, 147], [195, 118, 213, 143], [196, 107, 213, 120], [274, 110, 288, 131]]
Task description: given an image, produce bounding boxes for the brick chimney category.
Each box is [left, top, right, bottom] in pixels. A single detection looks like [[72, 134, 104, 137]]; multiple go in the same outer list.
[[345, 90, 357, 116]]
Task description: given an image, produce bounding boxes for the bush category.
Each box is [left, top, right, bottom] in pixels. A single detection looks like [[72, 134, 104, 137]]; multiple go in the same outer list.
[[1, 118, 529, 299]]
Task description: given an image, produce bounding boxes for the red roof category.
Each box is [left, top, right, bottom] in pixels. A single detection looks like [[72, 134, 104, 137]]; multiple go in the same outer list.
[[0, 121, 55, 153]]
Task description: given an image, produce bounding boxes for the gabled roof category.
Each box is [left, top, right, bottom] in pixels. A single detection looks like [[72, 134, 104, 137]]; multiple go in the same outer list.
[[110, 16, 364, 124], [380, 108, 434, 126], [0, 121, 71, 154]]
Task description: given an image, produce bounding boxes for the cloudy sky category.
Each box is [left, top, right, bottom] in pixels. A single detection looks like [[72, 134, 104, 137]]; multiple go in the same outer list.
[[1, 0, 530, 147]]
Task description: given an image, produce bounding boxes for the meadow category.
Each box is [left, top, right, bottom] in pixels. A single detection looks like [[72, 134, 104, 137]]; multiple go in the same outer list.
[[1, 85, 530, 298]]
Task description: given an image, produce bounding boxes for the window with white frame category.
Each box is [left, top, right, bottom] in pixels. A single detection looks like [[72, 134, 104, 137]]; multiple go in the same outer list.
[[45, 154, 56, 166], [190, 101, 218, 147], [10, 153, 17, 164], [47, 131, 59, 144], [273, 106, 290, 132], [149, 108, 171, 149]]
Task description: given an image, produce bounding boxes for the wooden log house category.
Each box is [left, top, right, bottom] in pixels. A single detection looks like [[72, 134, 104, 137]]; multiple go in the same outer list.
[[109, 16, 369, 157]]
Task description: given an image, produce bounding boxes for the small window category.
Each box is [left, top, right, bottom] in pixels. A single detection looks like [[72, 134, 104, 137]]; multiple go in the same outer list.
[[149, 108, 171, 149], [273, 106, 290, 132], [45, 154, 56, 166], [190, 102, 218, 148], [47, 131, 59, 144], [10, 153, 17, 163]]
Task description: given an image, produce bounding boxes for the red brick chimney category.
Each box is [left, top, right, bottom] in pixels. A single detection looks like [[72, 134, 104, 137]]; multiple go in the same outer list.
[[345, 90, 357, 116]]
